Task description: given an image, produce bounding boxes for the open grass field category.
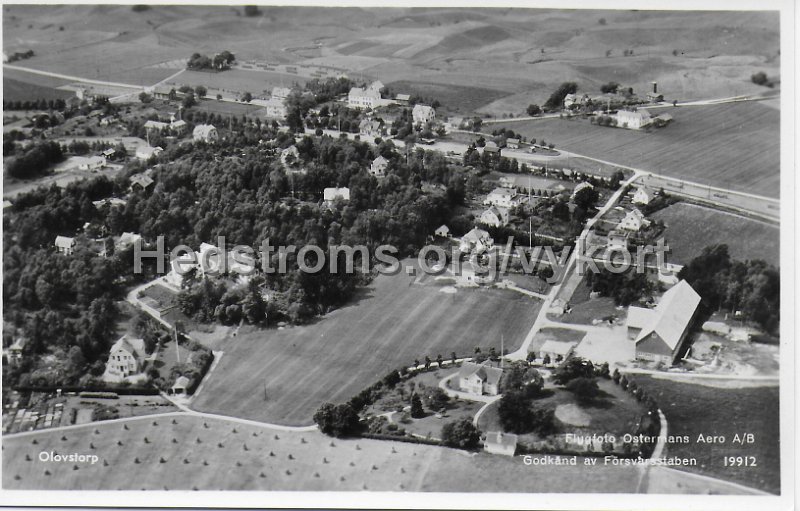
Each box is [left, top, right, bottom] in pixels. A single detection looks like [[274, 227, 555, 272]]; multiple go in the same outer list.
[[492, 101, 780, 198], [632, 376, 780, 494], [3, 413, 658, 493], [173, 69, 308, 96], [652, 202, 780, 266], [388, 80, 509, 116], [3, 78, 75, 103], [192, 262, 541, 426], [190, 99, 267, 118]]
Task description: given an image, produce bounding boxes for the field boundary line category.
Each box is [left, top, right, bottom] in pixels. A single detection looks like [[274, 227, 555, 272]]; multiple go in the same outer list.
[[3, 64, 142, 91], [3, 411, 185, 439]]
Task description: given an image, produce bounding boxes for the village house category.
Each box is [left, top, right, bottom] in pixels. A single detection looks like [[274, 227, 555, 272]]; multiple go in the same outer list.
[[625, 280, 701, 365], [615, 109, 652, 130], [348, 87, 382, 109], [105, 334, 146, 380], [115, 232, 142, 252], [193, 124, 218, 143], [76, 155, 106, 171], [505, 138, 520, 149], [484, 431, 518, 456], [359, 118, 383, 139], [563, 93, 578, 109], [4, 337, 27, 367], [457, 362, 503, 396], [483, 145, 501, 159], [395, 93, 410, 104], [539, 340, 577, 364], [129, 173, 155, 193], [632, 187, 652, 205], [480, 205, 510, 228], [323, 187, 351, 205], [412, 104, 436, 125], [135, 145, 163, 161], [618, 208, 650, 232], [272, 86, 292, 101], [369, 155, 389, 178], [55, 235, 76, 255], [102, 147, 116, 159], [484, 187, 519, 208], [262, 98, 288, 120], [459, 227, 494, 254], [434, 224, 450, 238]]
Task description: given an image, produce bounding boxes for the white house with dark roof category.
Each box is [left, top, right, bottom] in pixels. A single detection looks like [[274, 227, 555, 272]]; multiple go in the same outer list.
[[412, 104, 436, 125], [626, 280, 701, 365], [484, 431, 518, 456], [55, 235, 76, 255], [458, 362, 503, 396], [105, 334, 146, 380]]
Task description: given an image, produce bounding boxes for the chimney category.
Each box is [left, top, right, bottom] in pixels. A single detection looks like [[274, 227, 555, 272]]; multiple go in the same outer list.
[[652, 81, 658, 94]]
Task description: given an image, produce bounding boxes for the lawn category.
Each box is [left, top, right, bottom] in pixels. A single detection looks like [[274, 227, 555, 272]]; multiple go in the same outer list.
[[3, 77, 75, 102], [175, 69, 308, 96], [189, 99, 266, 117], [388, 80, 511, 116], [2, 413, 649, 493], [491, 101, 780, 198], [192, 263, 541, 426], [652, 202, 780, 266], [632, 376, 780, 494]]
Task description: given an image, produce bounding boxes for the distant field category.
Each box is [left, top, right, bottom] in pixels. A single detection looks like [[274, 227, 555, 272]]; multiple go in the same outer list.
[[193, 262, 541, 425], [2, 78, 74, 102], [3, 413, 653, 492], [388, 80, 510, 115], [633, 376, 780, 495], [652, 202, 780, 266], [491, 102, 780, 198], [174, 69, 308, 96], [190, 100, 266, 117]]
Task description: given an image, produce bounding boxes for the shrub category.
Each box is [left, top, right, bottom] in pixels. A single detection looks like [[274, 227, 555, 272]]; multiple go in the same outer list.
[[313, 403, 360, 437], [441, 419, 481, 449]]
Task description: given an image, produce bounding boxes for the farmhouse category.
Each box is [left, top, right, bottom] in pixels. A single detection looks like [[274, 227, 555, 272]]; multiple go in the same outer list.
[[193, 124, 218, 143], [506, 138, 520, 149], [76, 155, 106, 171], [480, 205, 510, 228], [412, 104, 436, 125], [272, 87, 292, 100], [626, 280, 701, 365], [369, 155, 388, 178], [615, 109, 652, 130], [135, 145, 163, 161], [539, 340, 576, 364], [129, 173, 155, 193], [618, 208, 650, 232], [348, 87, 381, 109], [359, 118, 383, 139], [459, 227, 493, 253], [105, 334, 146, 380], [323, 187, 351, 204], [632, 187, 652, 205], [484, 187, 519, 208], [457, 362, 503, 396], [484, 431, 518, 456], [434, 224, 450, 238], [262, 98, 288, 120], [54, 235, 76, 255]]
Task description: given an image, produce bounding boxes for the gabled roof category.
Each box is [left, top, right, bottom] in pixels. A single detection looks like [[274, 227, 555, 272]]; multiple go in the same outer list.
[[412, 104, 435, 117], [395, 93, 411, 101], [193, 124, 216, 138], [436, 224, 449, 234], [457, 361, 503, 386], [110, 334, 146, 359], [55, 235, 75, 248], [372, 155, 388, 166], [633, 280, 701, 350], [461, 227, 490, 243], [488, 187, 515, 197], [130, 174, 155, 189], [540, 340, 576, 356], [173, 375, 190, 388]]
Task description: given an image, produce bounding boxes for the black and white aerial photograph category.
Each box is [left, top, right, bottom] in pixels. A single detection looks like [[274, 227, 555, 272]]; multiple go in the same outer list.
[[0, 1, 793, 509]]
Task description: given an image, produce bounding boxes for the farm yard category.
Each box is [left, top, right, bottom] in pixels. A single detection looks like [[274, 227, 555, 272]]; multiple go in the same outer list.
[[652, 202, 780, 266], [192, 261, 542, 426], [3, 413, 654, 493], [492, 101, 780, 198], [632, 376, 780, 495]]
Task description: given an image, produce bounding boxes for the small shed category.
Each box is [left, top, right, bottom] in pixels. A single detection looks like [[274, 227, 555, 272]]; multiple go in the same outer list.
[[484, 431, 518, 456], [434, 224, 450, 238], [171, 375, 190, 395]]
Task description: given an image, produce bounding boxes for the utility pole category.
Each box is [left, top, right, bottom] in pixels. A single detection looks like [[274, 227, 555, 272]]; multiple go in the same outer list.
[[500, 335, 504, 370], [174, 327, 180, 365]]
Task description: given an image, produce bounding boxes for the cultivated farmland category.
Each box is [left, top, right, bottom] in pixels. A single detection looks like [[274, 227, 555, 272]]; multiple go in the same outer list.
[[633, 376, 780, 495], [491, 101, 780, 198], [652, 202, 780, 266], [3, 413, 649, 493], [192, 262, 541, 426]]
